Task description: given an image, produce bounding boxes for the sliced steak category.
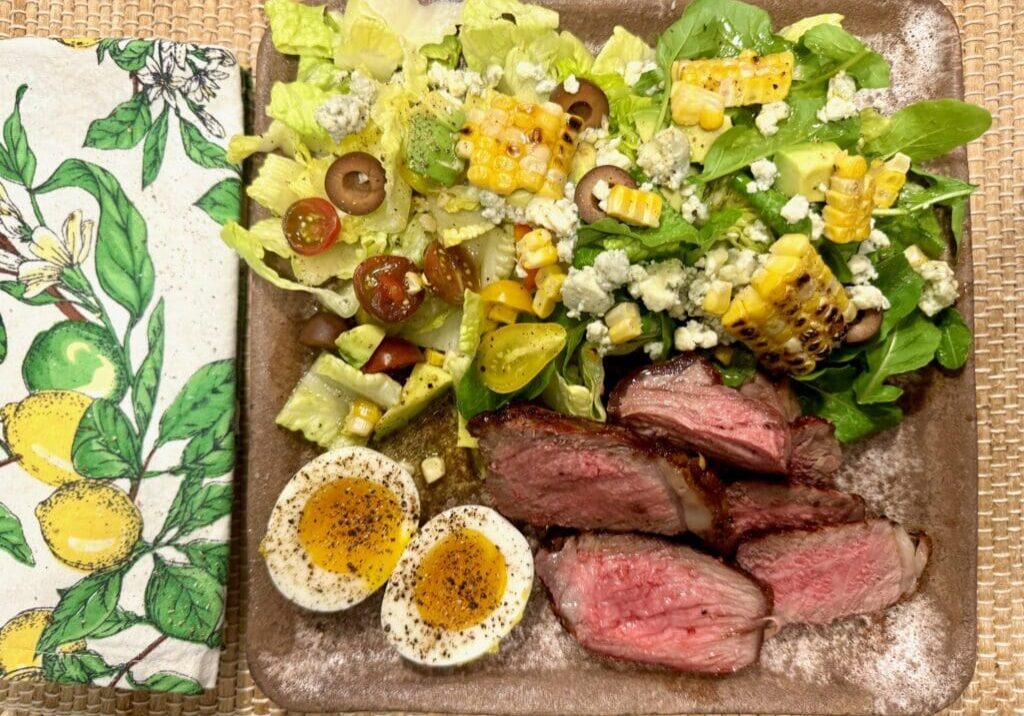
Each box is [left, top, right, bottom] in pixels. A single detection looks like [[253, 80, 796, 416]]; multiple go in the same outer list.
[[721, 481, 866, 550], [536, 533, 770, 674], [468, 404, 722, 540], [739, 372, 802, 423], [608, 354, 792, 474], [788, 416, 844, 485], [736, 520, 930, 627]]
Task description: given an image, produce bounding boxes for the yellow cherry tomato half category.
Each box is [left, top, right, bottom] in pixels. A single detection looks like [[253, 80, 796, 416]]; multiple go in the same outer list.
[[477, 323, 567, 394], [479, 280, 534, 314]]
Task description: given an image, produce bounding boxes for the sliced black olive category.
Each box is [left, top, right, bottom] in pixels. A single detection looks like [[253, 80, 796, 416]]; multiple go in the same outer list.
[[550, 78, 609, 130], [574, 165, 637, 224], [325, 152, 386, 215], [844, 309, 883, 345], [298, 312, 350, 350]]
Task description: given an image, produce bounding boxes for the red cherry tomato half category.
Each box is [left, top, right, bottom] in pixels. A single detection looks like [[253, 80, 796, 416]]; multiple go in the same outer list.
[[422, 241, 479, 304], [353, 255, 425, 323], [362, 336, 424, 374], [522, 268, 539, 292], [283, 198, 340, 256]]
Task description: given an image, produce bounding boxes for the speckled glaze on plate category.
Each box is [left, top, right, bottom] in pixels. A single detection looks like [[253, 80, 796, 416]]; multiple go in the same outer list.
[[244, 1, 978, 713]]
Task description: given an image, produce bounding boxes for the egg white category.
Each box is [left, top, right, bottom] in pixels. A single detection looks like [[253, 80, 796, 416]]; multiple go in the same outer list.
[[380, 505, 533, 666], [261, 447, 420, 612]]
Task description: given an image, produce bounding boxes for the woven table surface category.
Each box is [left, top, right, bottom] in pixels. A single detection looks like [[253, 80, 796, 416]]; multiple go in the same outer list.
[[1, 0, 1021, 714]]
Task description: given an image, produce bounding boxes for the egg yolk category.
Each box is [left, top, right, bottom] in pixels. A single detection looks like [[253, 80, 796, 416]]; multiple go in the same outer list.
[[298, 478, 407, 589], [412, 528, 507, 631]]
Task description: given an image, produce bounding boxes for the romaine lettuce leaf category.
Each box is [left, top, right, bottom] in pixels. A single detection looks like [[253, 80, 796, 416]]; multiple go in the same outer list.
[[361, 0, 463, 49], [460, 0, 560, 71], [333, 0, 404, 80], [265, 0, 337, 57], [266, 81, 338, 148], [592, 26, 655, 76], [226, 120, 305, 164], [246, 153, 305, 215]]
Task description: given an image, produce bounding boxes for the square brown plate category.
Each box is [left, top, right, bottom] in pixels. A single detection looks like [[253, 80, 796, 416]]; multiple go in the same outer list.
[[244, 1, 978, 712]]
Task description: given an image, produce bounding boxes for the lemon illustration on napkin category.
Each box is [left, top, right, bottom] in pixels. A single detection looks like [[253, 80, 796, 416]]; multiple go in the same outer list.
[[0, 391, 92, 486], [0, 609, 86, 680], [36, 481, 142, 571]]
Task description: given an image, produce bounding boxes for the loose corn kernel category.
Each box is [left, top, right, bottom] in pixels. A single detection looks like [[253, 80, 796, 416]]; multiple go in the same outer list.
[[870, 152, 911, 209], [605, 302, 643, 345], [424, 349, 446, 367], [713, 345, 735, 365], [532, 266, 566, 319], [421, 455, 446, 484], [344, 399, 381, 438], [456, 93, 582, 198], [488, 303, 520, 324], [703, 279, 734, 315], [823, 151, 875, 244], [672, 50, 795, 107], [722, 234, 852, 375], [670, 83, 726, 130], [605, 185, 663, 227], [517, 228, 559, 269]]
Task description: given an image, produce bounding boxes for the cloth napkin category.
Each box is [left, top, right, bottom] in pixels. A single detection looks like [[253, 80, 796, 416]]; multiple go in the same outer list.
[[0, 37, 242, 693]]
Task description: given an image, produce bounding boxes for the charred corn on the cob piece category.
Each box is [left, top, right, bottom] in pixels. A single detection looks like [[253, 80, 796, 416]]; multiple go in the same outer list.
[[533, 265, 566, 319], [823, 151, 875, 243], [517, 228, 559, 270], [869, 152, 911, 209], [456, 93, 582, 198], [722, 234, 855, 375], [670, 82, 726, 130], [344, 399, 382, 438], [671, 50, 795, 107], [605, 185, 663, 227], [605, 302, 643, 344]]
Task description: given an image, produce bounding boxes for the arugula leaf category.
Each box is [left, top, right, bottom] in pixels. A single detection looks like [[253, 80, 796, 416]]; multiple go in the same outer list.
[[697, 96, 860, 182], [853, 312, 941, 404], [817, 240, 855, 283], [873, 253, 924, 338], [935, 307, 972, 370], [875, 168, 975, 255], [655, 0, 777, 68], [897, 169, 976, 213], [875, 204, 945, 259], [454, 357, 556, 421], [577, 206, 700, 262], [862, 99, 992, 161], [713, 346, 757, 387], [795, 366, 903, 442], [732, 174, 811, 236], [798, 25, 890, 89]]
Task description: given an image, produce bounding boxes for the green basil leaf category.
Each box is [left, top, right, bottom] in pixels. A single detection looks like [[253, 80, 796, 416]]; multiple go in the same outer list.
[[935, 307, 972, 370], [0, 501, 33, 565], [36, 159, 154, 322], [656, 0, 776, 68], [84, 93, 152, 150], [2, 85, 36, 186], [37, 567, 125, 653], [126, 670, 205, 694], [157, 359, 235, 445], [142, 105, 170, 189], [133, 299, 165, 437], [72, 399, 141, 479], [194, 177, 242, 226], [179, 117, 232, 170], [862, 99, 992, 161], [42, 650, 116, 684], [853, 312, 942, 404], [144, 555, 224, 643], [179, 540, 229, 584]]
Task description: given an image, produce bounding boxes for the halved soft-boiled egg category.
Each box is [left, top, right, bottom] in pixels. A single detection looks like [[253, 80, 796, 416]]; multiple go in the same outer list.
[[260, 447, 420, 612], [381, 505, 533, 666]]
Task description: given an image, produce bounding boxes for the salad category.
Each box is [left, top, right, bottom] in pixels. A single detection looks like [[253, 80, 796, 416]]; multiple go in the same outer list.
[[223, 0, 991, 454]]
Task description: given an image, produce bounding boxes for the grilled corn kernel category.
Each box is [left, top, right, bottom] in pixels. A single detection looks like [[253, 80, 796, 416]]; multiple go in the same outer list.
[[487, 303, 521, 325], [672, 50, 795, 107], [424, 349, 446, 367], [605, 185, 663, 227], [344, 399, 381, 438], [722, 234, 851, 375], [870, 152, 911, 209], [703, 279, 734, 315], [421, 456, 446, 484], [517, 228, 559, 269], [605, 302, 643, 345], [456, 93, 582, 198], [823, 151, 875, 244], [670, 83, 726, 130], [532, 266, 566, 319]]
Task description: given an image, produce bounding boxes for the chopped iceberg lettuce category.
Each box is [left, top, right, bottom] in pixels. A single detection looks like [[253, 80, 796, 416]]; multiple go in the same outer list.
[[265, 0, 338, 57]]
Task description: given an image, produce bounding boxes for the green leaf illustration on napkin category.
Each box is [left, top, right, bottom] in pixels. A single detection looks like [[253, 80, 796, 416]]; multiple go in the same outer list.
[[144, 555, 225, 643], [0, 501, 34, 566]]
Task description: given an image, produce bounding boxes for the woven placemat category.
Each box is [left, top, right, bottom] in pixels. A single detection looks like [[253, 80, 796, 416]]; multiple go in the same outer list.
[[1, 0, 1021, 714]]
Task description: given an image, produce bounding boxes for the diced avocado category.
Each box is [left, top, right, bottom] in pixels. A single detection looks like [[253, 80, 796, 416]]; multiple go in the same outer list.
[[373, 363, 453, 440], [570, 142, 597, 183], [778, 13, 845, 42], [336, 324, 386, 368], [404, 112, 465, 187], [684, 115, 733, 164], [634, 107, 661, 143], [775, 142, 841, 202]]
